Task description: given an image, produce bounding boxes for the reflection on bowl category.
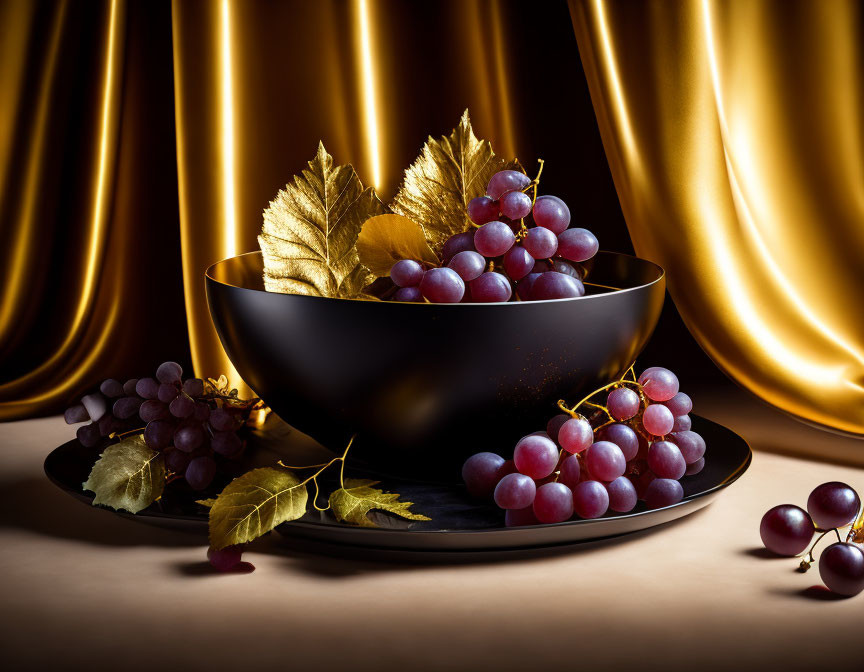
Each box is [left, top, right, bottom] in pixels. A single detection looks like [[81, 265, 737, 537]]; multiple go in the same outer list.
[[206, 251, 665, 477]]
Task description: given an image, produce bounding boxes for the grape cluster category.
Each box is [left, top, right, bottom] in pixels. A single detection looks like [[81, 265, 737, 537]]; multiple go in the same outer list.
[[462, 366, 707, 525], [389, 166, 599, 303], [65, 362, 249, 491], [760, 482, 864, 597]]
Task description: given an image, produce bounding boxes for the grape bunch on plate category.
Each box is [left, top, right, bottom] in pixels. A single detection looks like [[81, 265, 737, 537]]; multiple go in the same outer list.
[[389, 164, 599, 303], [462, 366, 706, 525], [65, 362, 254, 490], [760, 482, 864, 597]]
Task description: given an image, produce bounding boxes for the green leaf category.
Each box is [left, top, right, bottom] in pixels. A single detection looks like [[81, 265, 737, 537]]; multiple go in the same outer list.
[[329, 478, 431, 528], [82, 434, 165, 514], [208, 468, 308, 549]]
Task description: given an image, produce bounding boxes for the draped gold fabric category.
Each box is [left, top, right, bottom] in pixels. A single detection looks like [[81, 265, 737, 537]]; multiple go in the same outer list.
[[571, 0, 864, 435]]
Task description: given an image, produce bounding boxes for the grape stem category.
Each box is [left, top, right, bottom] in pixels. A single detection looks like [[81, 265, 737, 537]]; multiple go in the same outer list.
[[797, 528, 843, 571], [522, 158, 545, 207], [277, 435, 357, 511]]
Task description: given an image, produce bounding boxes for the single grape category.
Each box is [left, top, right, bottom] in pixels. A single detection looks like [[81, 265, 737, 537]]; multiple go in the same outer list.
[[486, 170, 531, 200], [530, 272, 584, 300], [606, 476, 638, 513], [392, 286, 422, 302], [209, 407, 235, 432], [557, 228, 599, 262], [632, 469, 656, 499], [546, 414, 570, 444], [462, 452, 507, 498], [533, 482, 574, 523], [208, 545, 244, 572], [99, 379, 124, 398], [390, 259, 425, 288], [76, 422, 101, 448], [558, 454, 582, 489], [818, 543, 864, 597], [642, 404, 675, 436], [607, 387, 640, 421], [474, 220, 516, 257], [499, 190, 532, 220], [522, 226, 559, 260], [806, 482, 861, 530], [156, 361, 183, 385], [212, 431, 242, 457], [144, 419, 175, 450], [663, 392, 692, 416], [558, 417, 594, 453], [499, 459, 517, 479], [493, 473, 537, 510], [647, 441, 686, 479], [643, 478, 684, 509], [186, 456, 217, 490], [174, 424, 205, 453], [165, 448, 191, 473], [532, 259, 552, 273], [550, 259, 581, 279], [516, 272, 542, 300], [122, 378, 139, 396], [685, 458, 705, 475], [759, 504, 815, 555], [442, 231, 476, 261], [135, 377, 159, 399], [513, 435, 559, 479], [112, 396, 142, 419], [64, 404, 89, 424], [419, 267, 465, 303], [670, 430, 706, 464], [157, 383, 180, 403], [572, 480, 609, 519], [672, 415, 692, 432], [532, 195, 571, 234], [467, 195, 500, 225], [170, 395, 195, 418], [505, 506, 540, 527], [193, 401, 211, 421], [470, 272, 512, 302], [139, 400, 169, 422], [638, 366, 679, 402], [183, 378, 205, 397], [586, 441, 626, 481], [503, 245, 535, 281], [597, 423, 639, 461], [448, 250, 486, 282], [81, 393, 107, 422], [97, 413, 119, 437]]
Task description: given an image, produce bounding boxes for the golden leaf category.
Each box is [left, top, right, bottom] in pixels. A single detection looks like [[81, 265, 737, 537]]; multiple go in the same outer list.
[[82, 434, 165, 514], [356, 214, 439, 277], [391, 109, 512, 254], [329, 478, 430, 528], [208, 468, 308, 549], [196, 498, 216, 508], [259, 142, 386, 297]]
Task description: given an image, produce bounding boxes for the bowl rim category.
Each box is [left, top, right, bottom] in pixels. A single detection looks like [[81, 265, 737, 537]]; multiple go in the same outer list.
[[205, 250, 665, 306]]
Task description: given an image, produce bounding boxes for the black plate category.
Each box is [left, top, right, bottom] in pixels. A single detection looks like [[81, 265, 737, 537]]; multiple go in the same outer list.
[[44, 415, 750, 551]]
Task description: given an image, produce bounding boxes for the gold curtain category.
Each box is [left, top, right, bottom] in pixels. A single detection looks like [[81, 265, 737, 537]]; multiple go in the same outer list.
[[570, 0, 864, 435]]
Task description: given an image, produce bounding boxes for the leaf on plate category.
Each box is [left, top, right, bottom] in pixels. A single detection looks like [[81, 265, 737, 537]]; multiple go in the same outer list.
[[208, 468, 308, 549], [390, 109, 516, 254], [329, 478, 431, 528], [258, 142, 387, 297], [82, 434, 165, 514], [196, 498, 217, 508], [356, 214, 439, 277]]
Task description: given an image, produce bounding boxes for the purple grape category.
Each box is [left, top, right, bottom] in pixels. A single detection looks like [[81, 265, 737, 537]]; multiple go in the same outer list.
[[760, 504, 814, 555], [819, 543, 864, 596], [606, 476, 638, 513], [572, 480, 609, 519], [806, 482, 861, 529], [513, 435, 559, 479], [532, 259, 552, 273], [585, 441, 626, 481], [522, 226, 559, 260], [663, 392, 692, 416], [474, 221, 515, 257], [393, 286, 423, 302], [493, 473, 537, 510], [505, 506, 540, 527], [546, 414, 570, 444], [531, 272, 584, 300], [558, 417, 593, 454], [647, 440, 686, 479], [551, 259, 581, 279], [557, 228, 599, 262], [64, 404, 89, 424], [186, 456, 217, 490], [638, 367, 680, 402], [97, 413, 119, 437], [112, 396, 143, 419], [81, 393, 107, 422], [76, 422, 101, 448], [390, 259, 425, 288], [462, 452, 508, 499], [503, 245, 534, 281], [469, 272, 512, 302], [597, 423, 639, 461], [499, 190, 532, 220], [558, 454, 581, 489], [174, 424, 205, 453], [139, 400, 169, 422], [685, 458, 705, 475], [486, 170, 531, 200], [533, 482, 574, 523], [532, 195, 571, 234], [144, 419, 175, 450], [122, 378, 139, 396], [193, 401, 211, 421], [208, 545, 244, 572], [183, 378, 205, 397], [99, 379, 124, 398], [672, 414, 692, 432], [670, 430, 706, 464], [212, 431, 242, 457], [607, 387, 640, 421], [644, 478, 684, 509], [516, 272, 542, 300], [169, 395, 195, 419], [135, 377, 159, 399], [467, 195, 500, 225], [419, 267, 465, 303], [442, 231, 476, 261], [156, 361, 183, 385], [158, 383, 180, 403], [165, 448, 191, 473], [642, 404, 675, 436], [209, 408, 235, 432], [447, 251, 486, 282]]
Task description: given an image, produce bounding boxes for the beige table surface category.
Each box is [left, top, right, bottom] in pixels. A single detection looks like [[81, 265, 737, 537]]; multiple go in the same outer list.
[[1, 388, 862, 672]]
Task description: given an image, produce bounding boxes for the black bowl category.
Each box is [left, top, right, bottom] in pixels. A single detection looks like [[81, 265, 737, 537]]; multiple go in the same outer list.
[[206, 251, 665, 476]]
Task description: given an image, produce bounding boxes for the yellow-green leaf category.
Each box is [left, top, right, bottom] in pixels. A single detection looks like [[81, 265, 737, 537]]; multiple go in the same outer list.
[[259, 142, 387, 297], [82, 434, 165, 514], [196, 498, 216, 508], [390, 109, 511, 254], [208, 468, 308, 549], [356, 214, 439, 277], [329, 478, 430, 528]]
